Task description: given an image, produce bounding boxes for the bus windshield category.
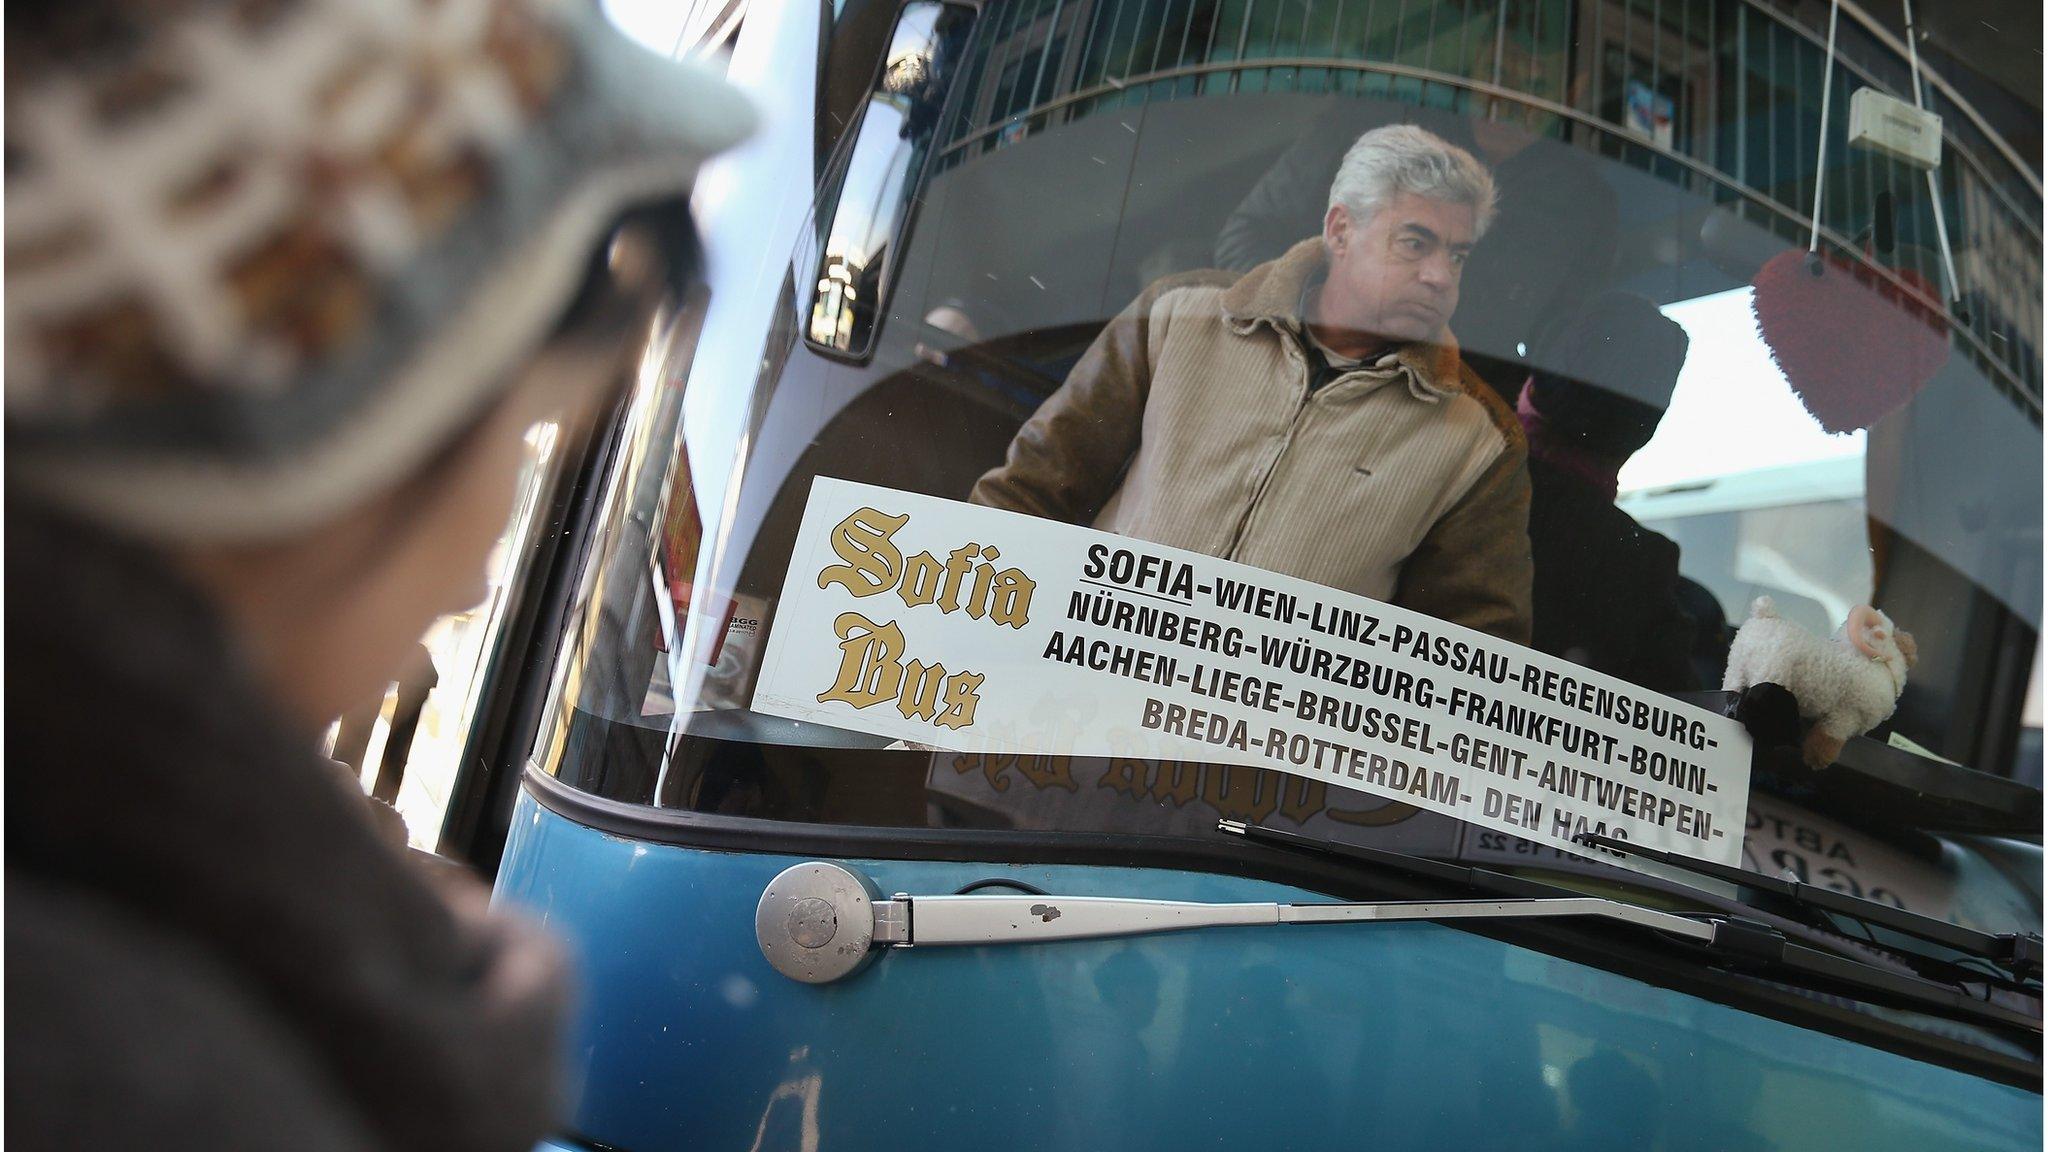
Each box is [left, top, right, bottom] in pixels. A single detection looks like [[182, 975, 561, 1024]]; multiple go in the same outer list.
[[533, 0, 2042, 954]]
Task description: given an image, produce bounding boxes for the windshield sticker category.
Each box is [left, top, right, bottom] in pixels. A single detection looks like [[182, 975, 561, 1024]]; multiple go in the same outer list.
[[754, 478, 1754, 866]]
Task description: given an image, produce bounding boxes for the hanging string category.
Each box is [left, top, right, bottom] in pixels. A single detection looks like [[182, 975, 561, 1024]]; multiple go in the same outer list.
[[1807, 0, 1841, 256], [1901, 0, 1966, 315]]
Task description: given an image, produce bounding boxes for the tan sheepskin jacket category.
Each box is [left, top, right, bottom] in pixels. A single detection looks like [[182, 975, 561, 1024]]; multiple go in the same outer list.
[[971, 238, 1534, 643]]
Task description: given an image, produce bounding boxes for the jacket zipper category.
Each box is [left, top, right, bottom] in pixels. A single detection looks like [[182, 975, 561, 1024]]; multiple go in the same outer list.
[[1222, 331, 1320, 559]]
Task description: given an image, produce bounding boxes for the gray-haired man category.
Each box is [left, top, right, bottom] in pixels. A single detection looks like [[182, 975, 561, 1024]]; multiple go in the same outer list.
[[972, 125, 1535, 642]]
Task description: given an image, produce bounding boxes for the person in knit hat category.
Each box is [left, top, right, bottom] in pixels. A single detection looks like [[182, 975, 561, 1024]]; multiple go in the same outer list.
[[1518, 291, 1700, 691], [5, 1, 753, 1147]]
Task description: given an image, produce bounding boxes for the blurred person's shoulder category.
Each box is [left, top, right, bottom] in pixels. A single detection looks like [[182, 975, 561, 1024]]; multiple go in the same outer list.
[[7, 871, 378, 1151]]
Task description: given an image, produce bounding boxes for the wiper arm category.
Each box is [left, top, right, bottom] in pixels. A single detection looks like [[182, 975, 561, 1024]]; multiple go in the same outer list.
[[1223, 821, 2041, 1037], [1578, 832, 2044, 982]]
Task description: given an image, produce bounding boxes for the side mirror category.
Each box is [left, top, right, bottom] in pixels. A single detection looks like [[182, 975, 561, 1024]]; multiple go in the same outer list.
[[804, 1, 977, 361]]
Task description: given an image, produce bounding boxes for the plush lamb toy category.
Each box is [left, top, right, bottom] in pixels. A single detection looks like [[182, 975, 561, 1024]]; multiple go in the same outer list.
[[1722, 598, 1918, 769]]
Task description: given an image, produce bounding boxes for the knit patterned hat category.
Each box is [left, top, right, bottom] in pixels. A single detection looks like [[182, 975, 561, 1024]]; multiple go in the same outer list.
[[6, 0, 755, 539]]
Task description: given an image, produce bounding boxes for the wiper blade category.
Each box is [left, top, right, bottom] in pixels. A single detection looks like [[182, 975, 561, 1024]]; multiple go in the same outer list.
[[1578, 832, 2044, 981], [1219, 820, 1585, 901], [1762, 935, 2043, 1034], [1223, 821, 2042, 1036]]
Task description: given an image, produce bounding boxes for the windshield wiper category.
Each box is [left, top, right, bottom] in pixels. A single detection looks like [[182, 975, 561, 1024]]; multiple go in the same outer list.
[[1577, 832, 2044, 984], [1222, 821, 2042, 1037], [1218, 820, 1588, 900]]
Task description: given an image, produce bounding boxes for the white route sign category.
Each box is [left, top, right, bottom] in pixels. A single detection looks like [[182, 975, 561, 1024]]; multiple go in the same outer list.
[[753, 478, 1754, 865]]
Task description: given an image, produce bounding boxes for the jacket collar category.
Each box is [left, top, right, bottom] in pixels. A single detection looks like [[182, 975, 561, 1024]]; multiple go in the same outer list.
[[1221, 237, 1467, 402]]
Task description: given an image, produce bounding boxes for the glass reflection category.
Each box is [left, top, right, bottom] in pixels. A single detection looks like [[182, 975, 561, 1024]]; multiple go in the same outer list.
[[807, 2, 971, 355]]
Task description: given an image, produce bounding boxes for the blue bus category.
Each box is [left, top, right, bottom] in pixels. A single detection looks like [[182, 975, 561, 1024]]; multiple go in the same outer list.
[[418, 1, 2046, 1147]]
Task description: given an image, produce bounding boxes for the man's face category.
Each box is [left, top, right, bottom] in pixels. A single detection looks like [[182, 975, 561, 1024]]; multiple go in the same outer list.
[[1321, 192, 1476, 345]]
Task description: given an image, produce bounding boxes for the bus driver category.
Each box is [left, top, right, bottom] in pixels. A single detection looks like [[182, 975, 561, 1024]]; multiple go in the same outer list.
[[972, 125, 1535, 643]]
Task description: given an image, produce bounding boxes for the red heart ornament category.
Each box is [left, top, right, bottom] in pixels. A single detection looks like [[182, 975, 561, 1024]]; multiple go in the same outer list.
[[1750, 249, 1950, 434]]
